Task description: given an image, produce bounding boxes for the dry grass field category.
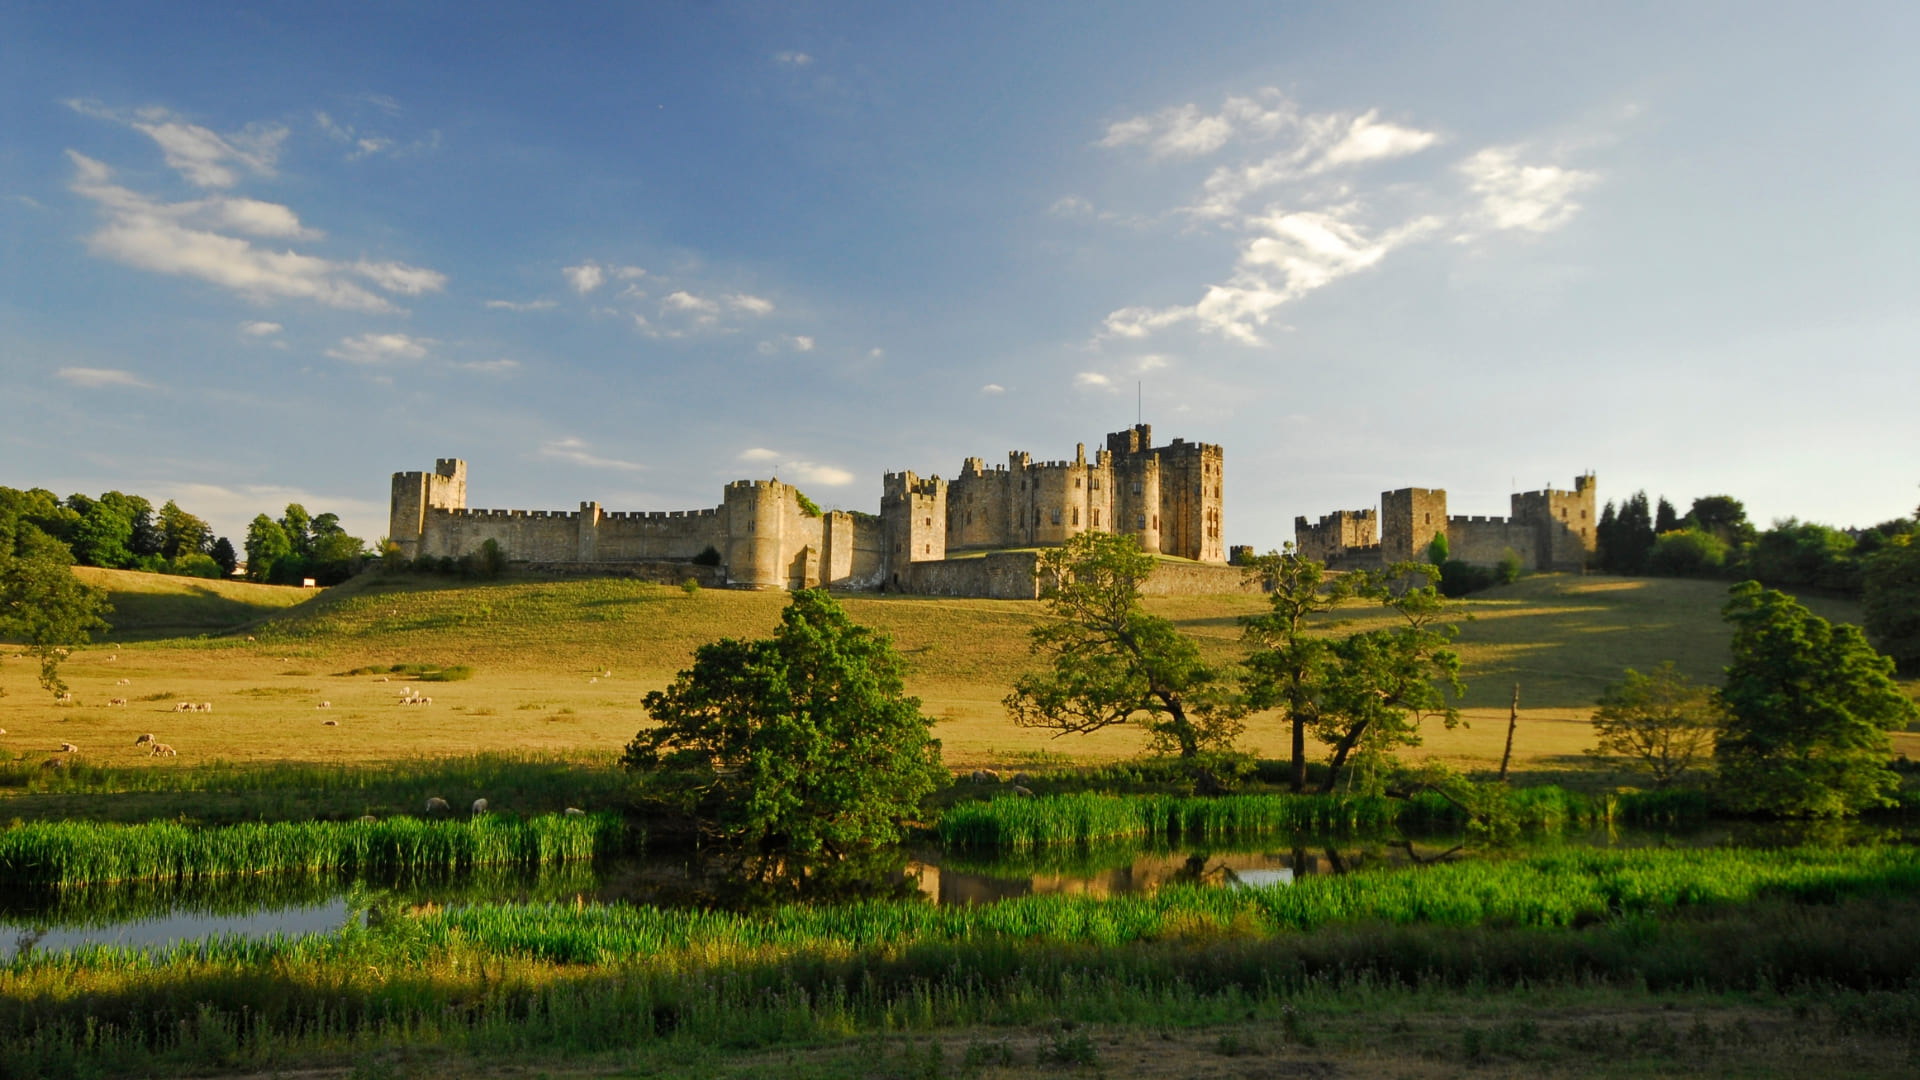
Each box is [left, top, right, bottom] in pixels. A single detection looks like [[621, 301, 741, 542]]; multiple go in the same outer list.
[[2, 567, 1911, 773]]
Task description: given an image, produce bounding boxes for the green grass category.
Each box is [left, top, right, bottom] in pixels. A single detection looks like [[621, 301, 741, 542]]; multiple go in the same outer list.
[[935, 788, 1711, 848], [70, 566, 314, 640], [0, 811, 622, 886], [3, 846, 1920, 1077]]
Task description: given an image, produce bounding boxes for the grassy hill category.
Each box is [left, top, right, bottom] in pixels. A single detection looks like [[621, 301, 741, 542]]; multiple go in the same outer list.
[[72, 566, 316, 640], [1, 567, 1906, 773]]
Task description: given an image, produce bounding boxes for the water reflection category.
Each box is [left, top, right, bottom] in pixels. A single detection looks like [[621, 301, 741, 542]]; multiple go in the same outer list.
[[4, 818, 1912, 959]]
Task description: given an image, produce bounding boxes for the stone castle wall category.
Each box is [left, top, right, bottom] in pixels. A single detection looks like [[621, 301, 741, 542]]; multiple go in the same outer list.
[[389, 425, 1232, 598], [1297, 474, 1598, 572]]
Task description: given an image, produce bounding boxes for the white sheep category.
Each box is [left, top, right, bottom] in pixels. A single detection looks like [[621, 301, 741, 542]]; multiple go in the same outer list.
[[55, 692, 73, 704], [108, 698, 127, 707], [151, 743, 176, 757], [134, 733, 153, 747], [425, 796, 450, 814], [200, 703, 212, 713], [116, 678, 130, 686], [470, 798, 488, 816], [589, 677, 598, 684], [59, 742, 79, 753], [564, 807, 586, 817], [174, 702, 192, 713], [317, 701, 331, 709]]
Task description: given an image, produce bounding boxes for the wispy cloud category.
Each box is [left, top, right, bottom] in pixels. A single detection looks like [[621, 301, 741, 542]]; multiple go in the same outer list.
[[69, 100, 285, 188], [1074, 371, 1114, 389], [540, 437, 645, 471], [757, 334, 815, 355], [454, 358, 520, 374], [485, 298, 557, 311], [314, 107, 440, 161], [774, 51, 813, 66], [1092, 88, 1601, 345], [239, 321, 283, 337], [563, 262, 606, 294], [326, 332, 432, 364], [737, 447, 852, 486], [981, 383, 1005, 395], [65, 151, 443, 312], [1458, 147, 1598, 233], [57, 366, 151, 389]]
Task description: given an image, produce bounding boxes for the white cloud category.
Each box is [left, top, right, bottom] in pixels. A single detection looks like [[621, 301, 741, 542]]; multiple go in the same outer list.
[[563, 262, 605, 294], [774, 51, 813, 66], [726, 293, 774, 316], [785, 461, 853, 487], [199, 197, 320, 239], [485, 298, 557, 311], [981, 383, 1005, 395], [1050, 195, 1096, 218], [1074, 371, 1114, 389], [540, 437, 646, 471], [737, 447, 852, 487], [65, 152, 441, 312], [1190, 108, 1439, 220], [56, 366, 151, 389], [869, 347, 885, 359], [791, 335, 815, 352], [70, 100, 284, 188], [1098, 91, 1297, 158], [454, 358, 519, 373], [239, 321, 282, 337], [663, 290, 719, 314], [353, 259, 446, 295], [1459, 146, 1598, 232], [614, 265, 647, 279], [314, 107, 438, 161], [1136, 355, 1170, 372], [325, 332, 431, 364]]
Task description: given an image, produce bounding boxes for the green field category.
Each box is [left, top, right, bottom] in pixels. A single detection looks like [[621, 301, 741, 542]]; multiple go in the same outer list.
[[2, 567, 1906, 775]]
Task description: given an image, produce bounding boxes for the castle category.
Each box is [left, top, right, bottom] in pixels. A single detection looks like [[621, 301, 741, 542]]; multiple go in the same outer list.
[[389, 424, 1234, 598], [1294, 474, 1598, 572]]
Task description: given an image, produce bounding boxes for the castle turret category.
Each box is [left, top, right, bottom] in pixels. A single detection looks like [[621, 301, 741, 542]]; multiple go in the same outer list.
[[881, 470, 947, 588], [389, 458, 467, 560], [723, 480, 788, 589]]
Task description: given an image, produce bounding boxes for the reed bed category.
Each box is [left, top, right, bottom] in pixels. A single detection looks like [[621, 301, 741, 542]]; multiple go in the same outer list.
[[0, 813, 621, 887], [937, 788, 1710, 849]]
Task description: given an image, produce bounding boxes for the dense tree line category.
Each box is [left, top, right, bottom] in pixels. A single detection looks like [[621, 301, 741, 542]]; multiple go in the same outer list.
[[0, 487, 236, 579], [1595, 490, 1915, 595], [243, 504, 369, 586], [0, 490, 110, 695]]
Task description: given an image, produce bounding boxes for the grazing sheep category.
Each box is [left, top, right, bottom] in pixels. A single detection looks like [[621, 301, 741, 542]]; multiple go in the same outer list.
[[564, 807, 586, 817], [323, 719, 339, 726], [470, 798, 488, 816], [0, 728, 7, 735], [107, 655, 116, 661], [425, 796, 450, 814], [378, 676, 389, 683], [358, 815, 378, 823], [200, 703, 212, 713], [116, 678, 130, 686], [151, 743, 176, 757], [59, 742, 79, 753], [134, 733, 154, 747], [108, 698, 127, 707], [970, 769, 999, 784], [602, 669, 612, 677], [174, 702, 192, 712], [317, 701, 331, 709], [589, 677, 598, 684], [1011, 772, 1031, 785], [421, 696, 431, 706], [1013, 785, 1034, 798], [55, 692, 74, 704]]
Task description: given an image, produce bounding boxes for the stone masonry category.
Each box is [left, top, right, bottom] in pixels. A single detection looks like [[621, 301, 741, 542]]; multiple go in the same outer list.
[[1295, 473, 1597, 572], [389, 425, 1232, 595]]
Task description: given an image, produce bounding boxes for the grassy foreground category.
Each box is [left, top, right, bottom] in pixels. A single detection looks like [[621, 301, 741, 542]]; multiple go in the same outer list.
[[3, 568, 1909, 775], [4, 846, 1919, 1077]]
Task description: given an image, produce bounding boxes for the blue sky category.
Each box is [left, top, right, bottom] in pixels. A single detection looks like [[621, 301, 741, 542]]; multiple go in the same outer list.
[[3, 2, 1916, 549]]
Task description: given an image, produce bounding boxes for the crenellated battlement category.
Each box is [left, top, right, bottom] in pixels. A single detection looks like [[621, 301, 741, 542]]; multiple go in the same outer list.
[[1300, 473, 1598, 573]]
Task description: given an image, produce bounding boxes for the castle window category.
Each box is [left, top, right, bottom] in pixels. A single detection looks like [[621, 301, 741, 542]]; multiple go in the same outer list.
[[925, 544, 931, 555], [1072, 508, 1080, 526], [924, 517, 931, 527], [1137, 515, 1146, 529], [966, 510, 973, 525], [1051, 508, 1061, 526], [1153, 515, 1159, 531], [1091, 478, 1100, 491], [1132, 482, 1142, 495], [1093, 509, 1101, 527], [1075, 478, 1082, 488], [1424, 514, 1430, 525], [1581, 509, 1588, 520]]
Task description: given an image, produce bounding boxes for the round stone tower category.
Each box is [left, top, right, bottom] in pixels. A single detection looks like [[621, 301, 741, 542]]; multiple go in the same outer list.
[[723, 480, 786, 589]]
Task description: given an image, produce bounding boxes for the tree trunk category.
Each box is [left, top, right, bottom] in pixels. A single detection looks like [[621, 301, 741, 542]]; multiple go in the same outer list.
[[1290, 715, 1306, 793], [1497, 683, 1519, 783], [1317, 719, 1371, 794], [1163, 693, 1199, 758]]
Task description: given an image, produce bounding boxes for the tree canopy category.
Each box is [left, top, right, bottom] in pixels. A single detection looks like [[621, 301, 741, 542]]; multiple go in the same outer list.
[[622, 589, 946, 855], [1588, 661, 1718, 787], [0, 497, 110, 695], [1005, 531, 1239, 759], [1714, 581, 1916, 816]]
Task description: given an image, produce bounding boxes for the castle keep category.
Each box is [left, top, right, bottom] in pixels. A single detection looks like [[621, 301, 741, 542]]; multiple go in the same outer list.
[[1295, 474, 1597, 572], [389, 424, 1232, 598]]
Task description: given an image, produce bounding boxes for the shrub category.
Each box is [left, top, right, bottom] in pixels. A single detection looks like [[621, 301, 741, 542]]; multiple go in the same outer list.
[[1648, 529, 1729, 577], [691, 545, 723, 567], [1438, 559, 1497, 598], [1496, 548, 1523, 585]]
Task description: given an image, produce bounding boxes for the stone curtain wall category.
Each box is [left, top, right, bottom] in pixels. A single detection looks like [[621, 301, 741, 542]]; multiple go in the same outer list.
[[1446, 516, 1541, 568], [1298, 474, 1598, 572]]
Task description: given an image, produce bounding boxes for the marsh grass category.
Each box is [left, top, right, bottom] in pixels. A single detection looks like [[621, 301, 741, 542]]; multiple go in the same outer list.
[[0, 811, 621, 887], [3, 849, 1920, 1077]]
